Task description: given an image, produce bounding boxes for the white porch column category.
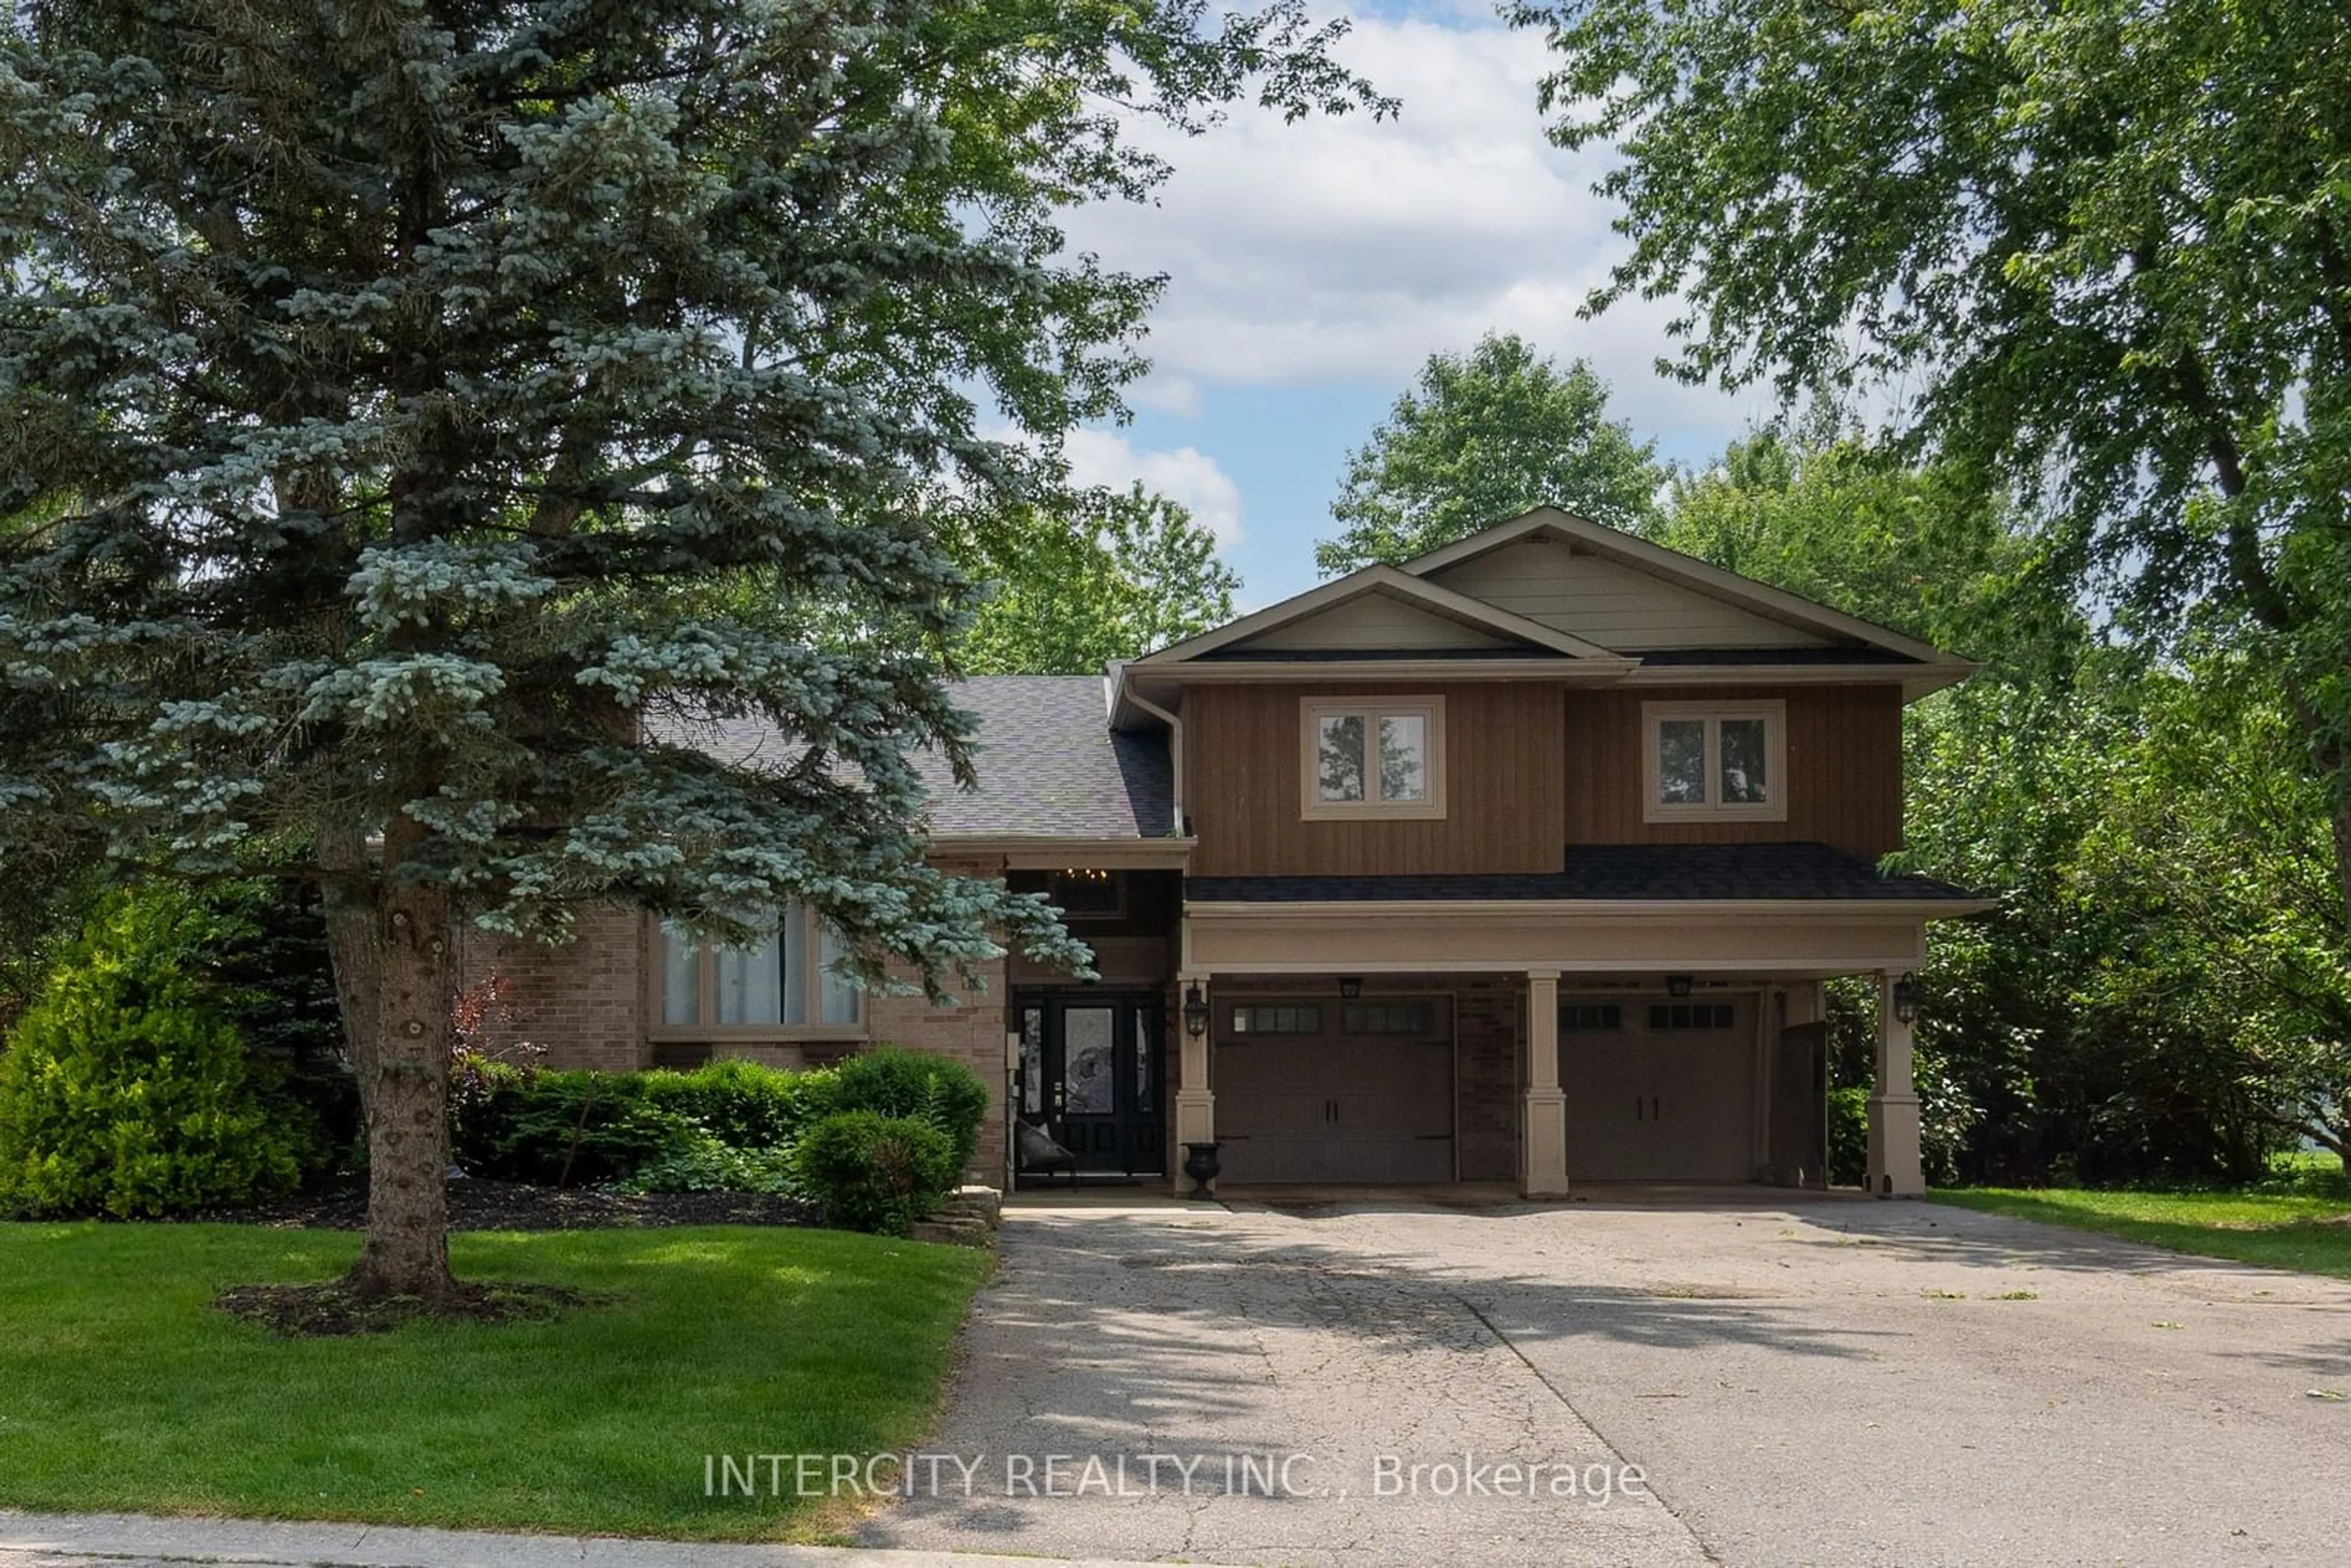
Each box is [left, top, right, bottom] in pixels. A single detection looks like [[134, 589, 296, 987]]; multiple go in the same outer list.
[[1866, 970, 1925, 1197], [1521, 969, 1569, 1198], [1174, 969, 1215, 1195]]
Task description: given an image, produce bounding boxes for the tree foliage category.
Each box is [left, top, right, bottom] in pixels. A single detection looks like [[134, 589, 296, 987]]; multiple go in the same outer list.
[[1316, 332, 1666, 573], [955, 484, 1238, 673], [1667, 422, 2349, 1180], [1513, 0, 2351, 928], [1653, 417, 2055, 662], [1907, 647, 2351, 1180], [0, 0, 1382, 1297], [0, 888, 310, 1218]]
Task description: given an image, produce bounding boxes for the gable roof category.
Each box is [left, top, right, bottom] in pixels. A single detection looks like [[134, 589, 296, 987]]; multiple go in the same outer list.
[[1406, 508, 1960, 668], [1112, 509, 1976, 710], [1129, 563, 1635, 669]]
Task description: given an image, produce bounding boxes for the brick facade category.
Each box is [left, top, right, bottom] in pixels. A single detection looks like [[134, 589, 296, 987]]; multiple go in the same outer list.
[[456, 904, 1542, 1191], [454, 906, 647, 1072], [1452, 976, 1522, 1182], [864, 961, 1013, 1185]]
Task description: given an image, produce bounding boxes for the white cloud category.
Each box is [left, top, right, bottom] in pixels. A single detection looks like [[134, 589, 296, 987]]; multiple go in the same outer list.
[[1126, 372, 1204, 419], [1063, 427, 1245, 549], [1063, 14, 1768, 444]]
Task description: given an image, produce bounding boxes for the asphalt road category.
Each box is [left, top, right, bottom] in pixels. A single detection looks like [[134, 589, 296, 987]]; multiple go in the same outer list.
[[859, 1191, 2351, 1567]]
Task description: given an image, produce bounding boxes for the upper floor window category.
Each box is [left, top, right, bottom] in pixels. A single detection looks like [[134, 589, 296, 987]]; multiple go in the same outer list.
[[658, 903, 862, 1033], [1300, 696, 1447, 820], [1643, 700, 1787, 823]]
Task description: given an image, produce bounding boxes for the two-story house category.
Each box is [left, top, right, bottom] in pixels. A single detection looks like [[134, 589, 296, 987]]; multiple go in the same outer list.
[[469, 508, 1988, 1198]]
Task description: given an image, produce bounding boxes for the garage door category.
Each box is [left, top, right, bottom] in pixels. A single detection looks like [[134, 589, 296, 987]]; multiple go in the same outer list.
[[1216, 1023, 1453, 1184], [1561, 997, 1757, 1182]]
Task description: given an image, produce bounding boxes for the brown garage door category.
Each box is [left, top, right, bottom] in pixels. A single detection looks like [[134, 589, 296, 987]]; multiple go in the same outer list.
[[1561, 997, 1757, 1182], [1216, 1032, 1454, 1184]]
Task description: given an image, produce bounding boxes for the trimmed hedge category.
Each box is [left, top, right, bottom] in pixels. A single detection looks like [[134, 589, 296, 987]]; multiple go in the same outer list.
[[451, 1058, 833, 1187], [809, 1047, 989, 1175], [447, 1049, 989, 1235]]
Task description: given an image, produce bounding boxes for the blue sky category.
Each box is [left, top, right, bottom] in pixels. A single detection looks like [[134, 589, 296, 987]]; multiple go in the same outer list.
[[1056, 4, 1771, 607]]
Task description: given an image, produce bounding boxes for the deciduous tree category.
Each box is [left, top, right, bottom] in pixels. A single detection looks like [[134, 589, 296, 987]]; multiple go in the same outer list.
[[956, 484, 1239, 673], [1513, 0, 2351, 938], [1316, 332, 1665, 573]]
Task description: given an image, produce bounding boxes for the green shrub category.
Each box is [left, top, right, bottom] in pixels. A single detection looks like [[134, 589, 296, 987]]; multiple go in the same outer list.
[[272, 1060, 364, 1182], [610, 1133, 800, 1197], [0, 889, 310, 1217], [450, 1059, 829, 1187], [814, 1048, 989, 1174], [792, 1109, 959, 1236], [1828, 1085, 1868, 1188], [640, 1059, 831, 1150], [451, 1068, 693, 1186]]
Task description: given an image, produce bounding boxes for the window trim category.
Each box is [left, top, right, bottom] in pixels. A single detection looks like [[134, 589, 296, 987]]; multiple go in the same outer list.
[[1641, 699, 1788, 823], [1298, 694, 1447, 821], [644, 909, 868, 1044]]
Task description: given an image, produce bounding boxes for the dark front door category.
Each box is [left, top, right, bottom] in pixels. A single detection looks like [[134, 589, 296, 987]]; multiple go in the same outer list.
[[1016, 994, 1165, 1176]]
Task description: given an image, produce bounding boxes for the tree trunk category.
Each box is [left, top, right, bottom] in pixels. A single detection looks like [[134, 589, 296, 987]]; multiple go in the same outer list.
[[2333, 788, 2351, 951], [321, 818, 460, 1304]]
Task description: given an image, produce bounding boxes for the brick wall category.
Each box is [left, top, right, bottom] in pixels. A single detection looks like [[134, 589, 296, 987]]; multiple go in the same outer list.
[[454, 905, 1067, 1188], [1453, 976, 1521, 1182], [454, 905, 647, 1071], [866, 957, 1013, 1185]]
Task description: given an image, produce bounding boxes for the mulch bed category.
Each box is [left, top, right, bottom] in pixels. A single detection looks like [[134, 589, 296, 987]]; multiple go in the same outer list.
[[179, 1177, 816, 1232], [216, 1280, 607, 1337]]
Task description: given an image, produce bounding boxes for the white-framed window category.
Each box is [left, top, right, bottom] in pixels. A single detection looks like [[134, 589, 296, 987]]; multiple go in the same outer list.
[[654, 904, 863, 1035], [1642, 700, 1787, 822], [1300, 696, 1446, 820]]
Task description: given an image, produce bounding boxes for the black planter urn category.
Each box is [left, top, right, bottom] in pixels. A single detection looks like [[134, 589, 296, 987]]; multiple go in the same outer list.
[[1180, 1140, 1223, 1198]]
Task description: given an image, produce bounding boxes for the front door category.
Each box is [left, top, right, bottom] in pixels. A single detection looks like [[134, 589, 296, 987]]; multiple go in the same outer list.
[[1015, 995, 1165, 1176]]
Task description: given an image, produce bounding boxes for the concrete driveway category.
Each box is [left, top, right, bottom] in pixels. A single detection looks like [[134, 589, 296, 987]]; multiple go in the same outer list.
[[860, 1190, 2351, 1567]]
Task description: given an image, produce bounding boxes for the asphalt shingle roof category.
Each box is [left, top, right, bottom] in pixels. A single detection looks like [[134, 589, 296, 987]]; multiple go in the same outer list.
[[923, 676, 1172, 838], [1186, 843, 1982, 904], [659, 676, 1173, 840]]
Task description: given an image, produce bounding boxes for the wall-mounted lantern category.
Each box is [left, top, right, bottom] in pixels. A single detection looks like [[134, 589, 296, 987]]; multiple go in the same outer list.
[[1665, 973, 1693, 998], [1182, 981, 1210, 1038], [1338, 977, 1363, 999], [1892, 972, 1920, 1026]]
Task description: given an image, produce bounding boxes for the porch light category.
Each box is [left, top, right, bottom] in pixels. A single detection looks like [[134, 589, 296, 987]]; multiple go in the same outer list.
[[1665, 973, 1693, 998], [1182, 981, 1210, 1038], [1892, 972, 1920, 1026]]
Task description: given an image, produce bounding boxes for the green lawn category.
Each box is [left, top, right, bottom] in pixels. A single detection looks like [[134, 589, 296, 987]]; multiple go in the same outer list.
[[1932, 1160, 2351, 1280], [0, 1223, 990, 1539]]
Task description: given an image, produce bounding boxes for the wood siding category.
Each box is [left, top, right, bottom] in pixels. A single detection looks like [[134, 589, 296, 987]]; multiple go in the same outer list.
[[1185, 682, 1566, 876], [1427, 538, 1830, 650], [1563, 685, 1903, 858], [1240, 590, 1514, 651]]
